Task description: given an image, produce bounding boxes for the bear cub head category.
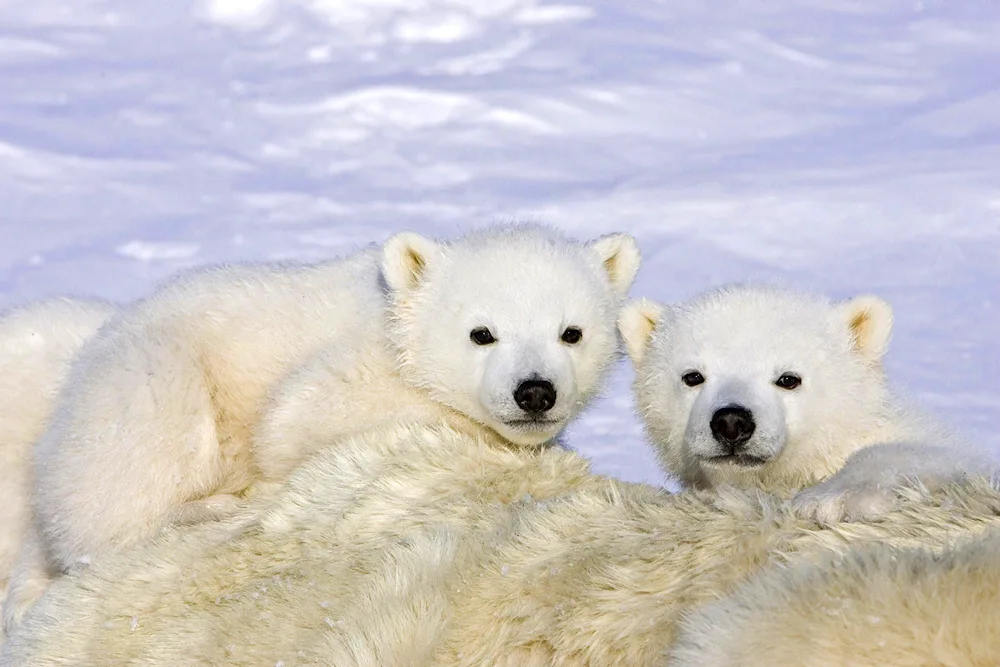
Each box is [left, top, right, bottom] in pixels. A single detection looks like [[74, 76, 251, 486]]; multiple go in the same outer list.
[[381, 224, 641, 447], [620, 284, 894, 490]]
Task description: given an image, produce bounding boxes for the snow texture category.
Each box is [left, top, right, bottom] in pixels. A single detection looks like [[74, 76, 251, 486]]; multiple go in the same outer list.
[[0, 0, 997, 485]]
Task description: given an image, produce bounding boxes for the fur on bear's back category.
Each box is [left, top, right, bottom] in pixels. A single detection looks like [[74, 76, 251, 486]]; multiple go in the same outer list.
[[81, 250, 386, 424], [1, 423, 600, 666], [4, 422, 1000, 667], [669, 528, 1000, 667]]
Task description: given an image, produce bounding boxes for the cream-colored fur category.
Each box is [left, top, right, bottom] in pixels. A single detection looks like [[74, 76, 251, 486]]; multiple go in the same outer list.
[[3, 225, 640, 633], [3, 421, 997, 666], [0, 298, 115, 613], [669, 528, 1000, 666], [2, 249, 383, 634], [619, 285, 995, 520]]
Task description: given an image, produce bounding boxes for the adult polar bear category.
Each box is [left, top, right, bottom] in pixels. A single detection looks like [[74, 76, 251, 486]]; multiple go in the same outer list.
[[619, 284, 998, 520], [0, 298, 116, 610], [2, 225, 640, 634], [2, 421, 998, 667]]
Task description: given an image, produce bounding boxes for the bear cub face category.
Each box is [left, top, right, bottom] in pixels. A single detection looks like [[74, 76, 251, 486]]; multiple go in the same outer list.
[[382, 225, 640, 447], [620, 284, 893, 489]]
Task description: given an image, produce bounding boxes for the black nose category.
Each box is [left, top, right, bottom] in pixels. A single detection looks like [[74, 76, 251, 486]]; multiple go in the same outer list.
[[710, 406, 756, 452], [513, 379, 557, 414]]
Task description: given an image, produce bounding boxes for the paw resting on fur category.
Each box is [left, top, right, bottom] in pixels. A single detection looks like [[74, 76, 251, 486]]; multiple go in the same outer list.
[[790, 479, 900, 524], [791, 441, 999, 524]]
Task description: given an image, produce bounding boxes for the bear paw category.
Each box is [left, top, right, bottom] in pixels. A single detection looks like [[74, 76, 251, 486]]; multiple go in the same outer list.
[[790, 480, 899, 524], [792, 441, 999, 524]]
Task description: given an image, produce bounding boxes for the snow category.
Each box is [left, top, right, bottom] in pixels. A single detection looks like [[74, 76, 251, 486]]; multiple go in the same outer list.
[[0, 0, 997, 486]]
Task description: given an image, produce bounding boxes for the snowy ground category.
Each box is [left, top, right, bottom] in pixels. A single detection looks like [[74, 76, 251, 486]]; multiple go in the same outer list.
[[1, 0, 997, 485]]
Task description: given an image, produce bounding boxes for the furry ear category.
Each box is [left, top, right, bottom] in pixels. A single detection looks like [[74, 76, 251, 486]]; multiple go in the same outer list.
[[618, 298, 664, 364], [587, 233, 642, 295], [381, 232, 442, 294], [838, 295, 893, 362]]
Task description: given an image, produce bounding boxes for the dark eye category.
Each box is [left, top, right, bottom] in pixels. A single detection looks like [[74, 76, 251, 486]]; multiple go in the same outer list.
[[561, 327, 583, 345], [470, 327, 496, 346], [681, 371, 705, 387], [775, 373, 802, 390]]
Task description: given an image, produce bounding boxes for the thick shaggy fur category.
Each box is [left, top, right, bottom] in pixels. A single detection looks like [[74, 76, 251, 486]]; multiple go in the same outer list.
[[3, 225, 640, 632], [670, 529, 1000, 666], [3, 422, 998, 666], [0, 298, 115, 612], [619, 285, 996, 520]]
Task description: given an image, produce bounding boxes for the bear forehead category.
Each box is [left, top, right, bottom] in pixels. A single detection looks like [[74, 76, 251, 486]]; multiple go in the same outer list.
[[661, 325, 840, 367], [445, 244, 602, 280], [688, 287, 833, 322], [427, 282, 611, 326], [666, 289, 847, 348], [421, 257, 614, 312], [651, 307, 852, 373]]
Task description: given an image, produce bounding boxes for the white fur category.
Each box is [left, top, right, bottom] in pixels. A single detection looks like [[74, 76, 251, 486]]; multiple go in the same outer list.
[[0, 298, 115, 618], [789, 439, 1000, 523], [3, 224, 640, 632], [252, 225, 639, 481], [620, 284, 993, 510]]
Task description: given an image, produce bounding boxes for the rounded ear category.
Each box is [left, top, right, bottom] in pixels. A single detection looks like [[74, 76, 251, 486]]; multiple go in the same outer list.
[[381, 232, 442, 294], [837, 295, 893, 362], [587, 233, 642, 295], [618, 298, 664, 365]]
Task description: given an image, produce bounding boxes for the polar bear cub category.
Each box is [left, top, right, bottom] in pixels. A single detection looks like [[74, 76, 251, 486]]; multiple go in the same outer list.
[[3, 224, 639, 633], [619, 284, 996, 518], [0, 298, 115, 610], [251, 226, 638, 486]]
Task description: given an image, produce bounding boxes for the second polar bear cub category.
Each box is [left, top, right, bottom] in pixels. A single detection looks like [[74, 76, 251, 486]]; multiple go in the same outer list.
[[5, 224, 639, 633], [619, 284, 995, 518]]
